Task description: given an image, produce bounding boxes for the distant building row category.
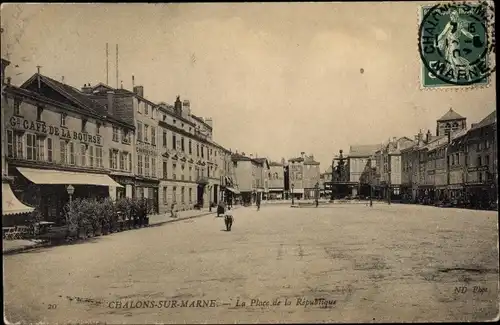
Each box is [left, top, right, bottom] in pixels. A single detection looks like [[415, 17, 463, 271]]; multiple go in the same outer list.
[[321, 108, 497, 206]]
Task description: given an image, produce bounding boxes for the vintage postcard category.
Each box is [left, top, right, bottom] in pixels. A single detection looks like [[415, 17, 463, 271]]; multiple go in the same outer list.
[[1, 2, 498, 324]]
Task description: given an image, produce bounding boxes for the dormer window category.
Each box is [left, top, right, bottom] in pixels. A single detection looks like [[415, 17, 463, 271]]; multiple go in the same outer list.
[[61, 113, 67, 127], [145, 103, 149, 116], [37, 106, 43, 120], [14, 99, 21, 116]]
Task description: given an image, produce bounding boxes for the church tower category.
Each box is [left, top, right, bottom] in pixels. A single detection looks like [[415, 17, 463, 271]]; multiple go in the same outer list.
[[436, 108, 467, 137]]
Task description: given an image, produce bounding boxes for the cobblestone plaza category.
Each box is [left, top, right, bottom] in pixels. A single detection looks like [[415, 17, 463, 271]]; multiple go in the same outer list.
[[4, 204, 498, 323]]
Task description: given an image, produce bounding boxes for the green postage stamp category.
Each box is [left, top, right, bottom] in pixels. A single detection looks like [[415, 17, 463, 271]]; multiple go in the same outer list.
[[418, 1, 496, 88]]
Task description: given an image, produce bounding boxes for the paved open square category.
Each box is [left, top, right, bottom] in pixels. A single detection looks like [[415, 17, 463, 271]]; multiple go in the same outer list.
[[4, 204, 499, 323]]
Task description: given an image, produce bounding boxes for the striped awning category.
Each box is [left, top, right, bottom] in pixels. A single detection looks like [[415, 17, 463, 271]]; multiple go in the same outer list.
[[17, 167, 123, 187], [2, 183, 35, 216]]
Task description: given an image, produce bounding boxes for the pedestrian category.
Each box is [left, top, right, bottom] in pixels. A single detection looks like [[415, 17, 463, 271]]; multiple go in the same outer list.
[[224, 206, 234, 231], [217, 201, 225, 218], [256, 194, 261, 211]]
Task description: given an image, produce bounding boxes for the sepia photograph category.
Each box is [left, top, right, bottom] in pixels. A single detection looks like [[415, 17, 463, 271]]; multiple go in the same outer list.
[[1, 2, 498, 324]]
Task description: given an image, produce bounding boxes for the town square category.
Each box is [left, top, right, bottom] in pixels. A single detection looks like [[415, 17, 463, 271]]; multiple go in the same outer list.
[[1, 2, 498, 324]]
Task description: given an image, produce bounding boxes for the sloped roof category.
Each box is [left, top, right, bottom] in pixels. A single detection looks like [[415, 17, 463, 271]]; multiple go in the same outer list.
[[437, 108, 465, 121], [471, 110, 496, 129], [269, 161, 283, 166], [21, 74, 106, 117], [288, 157, 305, 163], [348, 144, 380, 157]]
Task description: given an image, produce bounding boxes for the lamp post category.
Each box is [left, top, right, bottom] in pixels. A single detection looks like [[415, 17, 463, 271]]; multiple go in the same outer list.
[[291, 183, 295, 206], [330, 158, 335, 202], [315, 182, 319, 207], [66, 184, 75, 233]]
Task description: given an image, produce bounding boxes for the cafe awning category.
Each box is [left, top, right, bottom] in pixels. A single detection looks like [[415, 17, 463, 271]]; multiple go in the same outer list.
[[225, 187, 240, 194], [2, 183, 35, 216], [17, 167, 123, 187]]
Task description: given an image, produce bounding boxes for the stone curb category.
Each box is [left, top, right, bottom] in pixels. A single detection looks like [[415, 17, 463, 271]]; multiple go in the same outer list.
[[3, 241, 51, 256]]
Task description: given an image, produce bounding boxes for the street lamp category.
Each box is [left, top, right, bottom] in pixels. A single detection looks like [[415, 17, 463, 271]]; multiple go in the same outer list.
[[315, 182, 319, 207], [66, 184, 75, 234], [291, 183, 295, 206], [330, 158, 335, 202]]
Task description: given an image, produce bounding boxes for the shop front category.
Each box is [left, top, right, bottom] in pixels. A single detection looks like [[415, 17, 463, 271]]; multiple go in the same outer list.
[[9, 166, 123, 223], [134, 178, 159, 213], [110, 173, 135, 200]]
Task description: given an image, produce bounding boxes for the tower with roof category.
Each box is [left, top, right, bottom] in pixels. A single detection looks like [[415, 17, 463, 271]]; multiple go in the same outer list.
[[436, 108, 467, 137]]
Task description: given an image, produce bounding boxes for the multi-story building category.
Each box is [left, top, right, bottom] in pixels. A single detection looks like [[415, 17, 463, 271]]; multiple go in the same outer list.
[[375, 137, 415, 200], [347, 144, 379, 197], [2, 59, 36, 220], [231, 152, 262, 204], [320, 165, 333, 198], [90, 82, 159, 211], [288, 153, 305, 199], [3, 73, 129, 222], [254, 157, 270, 200], [464, 110, 497, 206], [303, 155, 321, 199], [268, 160, 285, 199]]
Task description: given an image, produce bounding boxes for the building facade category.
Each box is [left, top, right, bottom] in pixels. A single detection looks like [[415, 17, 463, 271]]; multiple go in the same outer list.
[[288, 154, 305, 199], [347, 144, 379, 197], [302, 155, 321, 199], [268, 161, 285, 199], [3, 73, 128, 222]]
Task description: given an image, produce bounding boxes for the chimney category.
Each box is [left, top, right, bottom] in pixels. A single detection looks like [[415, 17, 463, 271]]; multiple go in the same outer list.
[[301, 152, 305, 159], [132, 75, 135, 89], [426, 130, 431, 143], [133, 85, 144, 97], [174, 96, 182, 115], [182, 100, 191, 116], [107, 91, 115, 116], [392, 137, 397, 142], [81, 83, 92, 94]]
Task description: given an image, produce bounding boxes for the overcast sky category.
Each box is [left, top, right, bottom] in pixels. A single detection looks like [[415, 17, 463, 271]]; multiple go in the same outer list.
[[1, 3, 496, 168]]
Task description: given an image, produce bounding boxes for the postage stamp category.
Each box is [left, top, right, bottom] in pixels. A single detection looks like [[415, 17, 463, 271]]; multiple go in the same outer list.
[[418, 1, 496, 88]]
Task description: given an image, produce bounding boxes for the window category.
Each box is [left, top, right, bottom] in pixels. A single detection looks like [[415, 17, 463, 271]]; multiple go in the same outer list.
[[32, 136, 44, 161], [7, 130, 14, 158], [123, 153, 128, 171], [61, 114, 66, 127], [145, 155, 150, 176], [197, 144, 200, 156], [477, 156, 482, 166], [479, 172, 483, 182], [181, 164, 185, 180], [120, 152, 125, 170], [163, 131, 167, 147], [137, 122, 143, 142], [37, 106, 43, 120], [181, 138, 185, 152], [69, 142, 75, 165], [163, 114, 166, 122], [60, 141, 67, 164], [173, 163, 177, 180], [89, 146, 94, 167], [181, 187, 185, 203], [96, 123, 100, 135], [151, 127, 156, 146], [96, 147, 103, 167], [145, 103, 149, 116], [112, 127, 119, 142], [172, 134, 177, 150], [137, 100, 142, 114], [485, 155, 490, 167], [26, 134, 37, 160], [201, 146, 204, 158], [163, 161, 168, 179], [16, 134, 24, 158], [189, 166, 192, 181], [14, 99, 21, 115], [80, 144, 86, 166], [47, 138, 53, 162], [138, 155, 143, 175], [485, 139, 490, 149], [152, 157, 156, 177], [82, 120, 87, 133], [189, 188, 192, 203], [189, 140, 192, 154], [163, 187, 167, 204], [173, 186, 177, 203], [208, 166, 210, 178], [144, 125, 149, 143], [173, 119, 176, 124]]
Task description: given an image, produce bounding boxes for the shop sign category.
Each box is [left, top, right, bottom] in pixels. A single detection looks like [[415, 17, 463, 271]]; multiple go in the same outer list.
[[467, 166, 489, 172], [136, 143, 156, 155], [9, 116, 101, 145]]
